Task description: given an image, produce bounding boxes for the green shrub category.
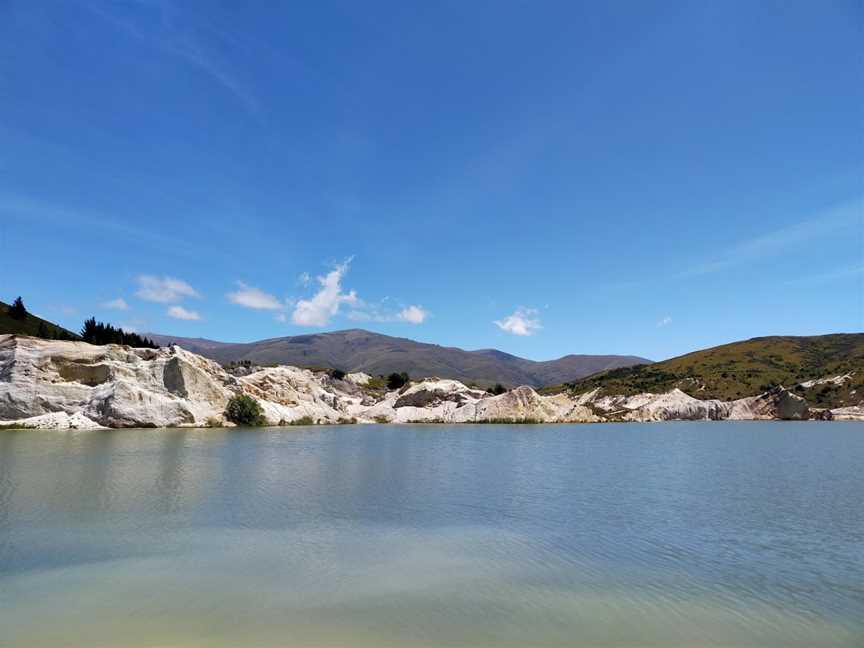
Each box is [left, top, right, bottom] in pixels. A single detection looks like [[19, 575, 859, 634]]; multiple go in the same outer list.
[[329, 368, 346, 380], [487, 383, 507, 395], [387, 372, 409, 390], [225, 394, 265, 426], [286, 416, 315, 426]]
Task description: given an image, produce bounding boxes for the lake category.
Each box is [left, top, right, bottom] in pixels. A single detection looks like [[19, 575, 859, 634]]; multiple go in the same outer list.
[[1, 422, 862, 647]]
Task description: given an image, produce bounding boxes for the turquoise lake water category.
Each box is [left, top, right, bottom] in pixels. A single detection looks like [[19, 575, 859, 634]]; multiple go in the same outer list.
[[1, 422, 862, 647]]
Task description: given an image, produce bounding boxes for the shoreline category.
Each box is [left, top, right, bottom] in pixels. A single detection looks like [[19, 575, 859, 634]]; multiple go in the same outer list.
[[2, 419, 861, 432], [2, 334, 862, 429]]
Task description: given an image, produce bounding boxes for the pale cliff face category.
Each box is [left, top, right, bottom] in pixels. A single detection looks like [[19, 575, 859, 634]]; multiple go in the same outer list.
[[0, 335, 844, 429]]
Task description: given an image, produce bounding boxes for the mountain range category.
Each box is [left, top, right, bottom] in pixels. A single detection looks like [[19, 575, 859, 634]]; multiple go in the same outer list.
[[145, 329, 650, 388]]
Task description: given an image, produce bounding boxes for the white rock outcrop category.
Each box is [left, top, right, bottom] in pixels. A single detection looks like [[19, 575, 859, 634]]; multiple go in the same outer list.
[[0, 335, 854, 429], [344, 372, 372, 386]]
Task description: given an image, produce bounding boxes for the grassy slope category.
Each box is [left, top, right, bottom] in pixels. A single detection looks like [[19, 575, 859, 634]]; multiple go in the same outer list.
[[0, 301, 80, 339], [544, 334, 864, 409]]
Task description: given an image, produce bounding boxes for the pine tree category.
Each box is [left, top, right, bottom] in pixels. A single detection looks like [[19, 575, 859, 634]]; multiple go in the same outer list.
[[80, 316, 158, 348], [37, 321, 49, 338], [8, 296, 27, 320]]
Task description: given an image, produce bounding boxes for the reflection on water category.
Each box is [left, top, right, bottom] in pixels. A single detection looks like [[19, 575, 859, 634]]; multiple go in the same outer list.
[[1, 423, 863, 646]]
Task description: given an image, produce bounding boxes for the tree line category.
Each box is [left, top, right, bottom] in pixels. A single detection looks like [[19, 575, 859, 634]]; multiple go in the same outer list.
[[80, 317, 158, 348], [6, 296, 158, 348]]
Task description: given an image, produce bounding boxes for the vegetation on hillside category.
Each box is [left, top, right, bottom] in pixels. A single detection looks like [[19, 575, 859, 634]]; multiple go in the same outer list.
[[80, 318, 158, 348], [0, 298, 79, 340], [545, 334, 864, 409], [2, 297, 158, 349]]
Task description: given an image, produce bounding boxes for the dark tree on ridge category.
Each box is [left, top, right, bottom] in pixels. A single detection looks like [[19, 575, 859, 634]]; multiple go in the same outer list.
[[80, 317, 159, 348], [8, 296, 27, 320]]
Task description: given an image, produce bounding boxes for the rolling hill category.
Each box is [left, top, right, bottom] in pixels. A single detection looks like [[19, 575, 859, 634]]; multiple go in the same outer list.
[[146, 329, 651, 388], [0, 301, 80, 339], [546, 333, 864, 409]]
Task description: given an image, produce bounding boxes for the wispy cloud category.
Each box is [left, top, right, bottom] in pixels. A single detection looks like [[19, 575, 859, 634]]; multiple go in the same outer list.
[[292, 259, 358, 327], [682, 198, 863, 278], [102, 297, 130, 311], [167, 305, 201, 321], [85, 0, 259, 117], [397, 305, 429, 324], [226, 282, 283, 310], [494, 307, 542, 336], [348, 300, 430, 325], [0, 192, 190, 252], [136, 275, 200, 303], [785, 263, 864, 286], [657, 315, 672, 328]]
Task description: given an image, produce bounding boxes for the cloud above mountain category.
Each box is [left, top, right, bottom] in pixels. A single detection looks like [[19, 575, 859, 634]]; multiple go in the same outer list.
[[494, 307, 542, 336], [167, 306, 201, 321], [398, 305, 429, 324], [292, 260, 358, 327], [136, 275, 200, 303], [227, 282, 283, 310]]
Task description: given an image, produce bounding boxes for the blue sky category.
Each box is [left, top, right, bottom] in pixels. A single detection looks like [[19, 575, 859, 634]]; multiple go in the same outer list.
[[1, 0, 861, 361]]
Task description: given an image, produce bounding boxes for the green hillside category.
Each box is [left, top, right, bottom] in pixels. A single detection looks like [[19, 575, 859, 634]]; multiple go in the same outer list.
[[546, 334, 864, 409], [0, 300, 80, 340]]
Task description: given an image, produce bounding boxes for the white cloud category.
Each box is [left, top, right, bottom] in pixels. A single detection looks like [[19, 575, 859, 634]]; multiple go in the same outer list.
[[102, 297, 129, 311], [494, 307, 542, 336], [136, 275, 200, 303], [397, 305, 429, 324], [347, 301, 429, 324], [274, 312, 288, 323], [226, 282, 282, 310], [657, 315, 672, 327], [167, 306, 201, 321], [298, 272, 311, 287], [292, 260, 358, 327]]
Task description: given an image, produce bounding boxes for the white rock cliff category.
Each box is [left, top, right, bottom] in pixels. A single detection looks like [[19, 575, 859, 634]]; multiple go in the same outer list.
[[0, 335, 857, 428]]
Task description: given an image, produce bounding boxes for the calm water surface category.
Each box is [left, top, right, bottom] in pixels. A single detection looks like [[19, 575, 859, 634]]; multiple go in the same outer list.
[[1, 422, 862, 647]]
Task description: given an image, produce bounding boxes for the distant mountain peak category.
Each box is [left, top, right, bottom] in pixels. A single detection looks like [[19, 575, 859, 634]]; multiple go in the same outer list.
[[144, 329, 650, 388]]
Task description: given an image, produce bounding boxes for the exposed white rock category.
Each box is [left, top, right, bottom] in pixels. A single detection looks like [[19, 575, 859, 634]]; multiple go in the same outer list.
[[0, 335, 237, 428], [456, 386, 600, 423], [727, 387, 810, 421], [591, 388, 731, 421], [0, 336, 854, 429], [238, 366, 360, 424], [344, 372, 372, 386], [828, 405, 864, 421], [1, 411, 105, 430], [585, 386, 810, 422], [798, 372, 854, 389]]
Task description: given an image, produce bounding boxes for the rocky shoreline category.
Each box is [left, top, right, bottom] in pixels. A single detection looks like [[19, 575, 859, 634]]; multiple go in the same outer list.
[[0, 335, 860, 430]]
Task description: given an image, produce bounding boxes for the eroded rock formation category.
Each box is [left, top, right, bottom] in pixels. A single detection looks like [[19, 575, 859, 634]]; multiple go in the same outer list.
[[0, 335, 859, 429]]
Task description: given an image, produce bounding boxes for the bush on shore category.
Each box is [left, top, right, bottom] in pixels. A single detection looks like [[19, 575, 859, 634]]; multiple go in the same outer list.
[[225, 394, 266, 426]]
